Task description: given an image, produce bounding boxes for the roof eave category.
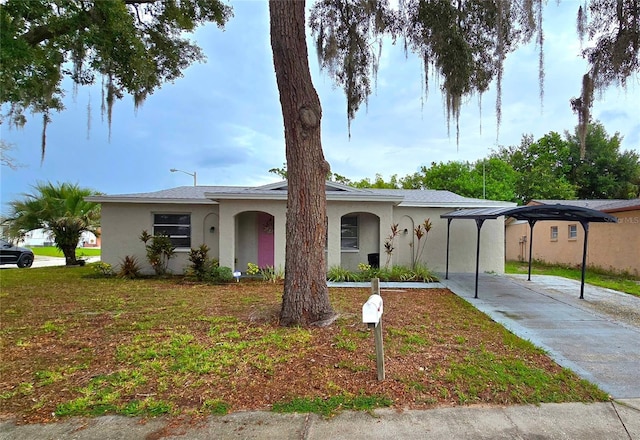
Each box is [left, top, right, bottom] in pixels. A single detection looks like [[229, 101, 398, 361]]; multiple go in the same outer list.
[[205, 192, 404, 203], [85, 196, 216, 205]]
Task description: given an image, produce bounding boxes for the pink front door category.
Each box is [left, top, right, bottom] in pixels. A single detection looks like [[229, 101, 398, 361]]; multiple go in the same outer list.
[[257, 213, 274, 267]]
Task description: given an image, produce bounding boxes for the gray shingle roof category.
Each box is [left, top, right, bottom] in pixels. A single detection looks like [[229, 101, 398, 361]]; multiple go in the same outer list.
[[86, 182, 515, 208]]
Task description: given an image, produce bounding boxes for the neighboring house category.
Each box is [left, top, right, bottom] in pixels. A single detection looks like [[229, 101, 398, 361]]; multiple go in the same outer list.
[[86, 181, 514, 275], [505, 199, 640, 276]]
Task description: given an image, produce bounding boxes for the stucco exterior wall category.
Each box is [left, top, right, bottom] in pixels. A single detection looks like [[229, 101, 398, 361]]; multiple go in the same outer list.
[[101, 202, 220, 274], [99, 197, 507, 276], [505, 208, 639, 276], [393, 207, 506, 274]]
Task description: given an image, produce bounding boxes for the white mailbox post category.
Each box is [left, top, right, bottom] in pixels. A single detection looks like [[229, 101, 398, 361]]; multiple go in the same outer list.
[[363, 279, 385, 380]]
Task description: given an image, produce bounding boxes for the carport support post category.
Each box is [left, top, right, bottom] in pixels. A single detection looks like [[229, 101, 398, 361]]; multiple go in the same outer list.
[[474, 219, 485, 299], [580, 221, 589, 300], [527, 219, 537, 281], [445, 218, 452, 279]]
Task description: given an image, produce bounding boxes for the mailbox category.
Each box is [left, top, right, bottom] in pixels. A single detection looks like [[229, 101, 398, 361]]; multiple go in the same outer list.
[[362, 294, 383, 325]]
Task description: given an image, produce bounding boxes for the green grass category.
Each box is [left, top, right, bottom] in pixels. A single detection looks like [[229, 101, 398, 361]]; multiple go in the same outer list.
[[28, 246, 101, 258], [272, 394, 393, 417], [505, 260, 640, 297]]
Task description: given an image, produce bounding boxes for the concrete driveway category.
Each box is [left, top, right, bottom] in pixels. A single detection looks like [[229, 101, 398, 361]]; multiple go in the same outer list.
[[441, 273, 640, 399]]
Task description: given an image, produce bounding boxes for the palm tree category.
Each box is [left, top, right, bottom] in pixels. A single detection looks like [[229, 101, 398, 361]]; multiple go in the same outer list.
[[4, 182, 101, 265]]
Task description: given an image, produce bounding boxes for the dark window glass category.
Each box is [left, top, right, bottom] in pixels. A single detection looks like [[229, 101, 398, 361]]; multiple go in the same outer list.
[[341, 216, 358, 250], [153, 213, 191, 248]]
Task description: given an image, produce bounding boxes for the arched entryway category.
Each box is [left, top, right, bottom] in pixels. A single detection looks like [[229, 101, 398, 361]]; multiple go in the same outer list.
[[235, 211, 275, 272]]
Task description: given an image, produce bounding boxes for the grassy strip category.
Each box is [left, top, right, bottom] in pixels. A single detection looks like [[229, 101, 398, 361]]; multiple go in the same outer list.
[[27, 246, 101, 258], [505, 261, 640, 297], [272, 394, 393, 417]]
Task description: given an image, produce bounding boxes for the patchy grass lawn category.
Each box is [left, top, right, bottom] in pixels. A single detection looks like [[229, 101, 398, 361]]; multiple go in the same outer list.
[[505, 261, 640, 297], [0, 265, 608, 424]]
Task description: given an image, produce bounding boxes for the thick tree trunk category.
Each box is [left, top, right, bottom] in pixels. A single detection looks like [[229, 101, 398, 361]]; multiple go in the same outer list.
[[269, 0, 336, 327]]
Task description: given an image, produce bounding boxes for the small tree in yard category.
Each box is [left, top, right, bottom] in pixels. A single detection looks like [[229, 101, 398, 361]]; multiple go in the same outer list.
[[4, 182, 101, 266], [140, 230, 175, 276]]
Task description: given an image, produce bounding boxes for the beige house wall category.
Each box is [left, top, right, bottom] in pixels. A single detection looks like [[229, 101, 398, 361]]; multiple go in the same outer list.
[[505, 208, 639, 276], [101, 203, 220, 275], [100, 198, 508, 275], [393, 207, 506, 274]]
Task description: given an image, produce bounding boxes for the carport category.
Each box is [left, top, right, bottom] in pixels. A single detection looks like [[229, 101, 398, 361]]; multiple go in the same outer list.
[[441, 204, 618, 299]]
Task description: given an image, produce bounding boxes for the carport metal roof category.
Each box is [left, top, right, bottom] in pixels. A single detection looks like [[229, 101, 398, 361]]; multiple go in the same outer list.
[[441, 204, 618, 299]]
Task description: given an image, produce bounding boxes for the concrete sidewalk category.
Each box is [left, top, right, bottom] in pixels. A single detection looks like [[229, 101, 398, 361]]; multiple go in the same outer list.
[[1, 401, 639, 439], [2, 273, 639, 439]]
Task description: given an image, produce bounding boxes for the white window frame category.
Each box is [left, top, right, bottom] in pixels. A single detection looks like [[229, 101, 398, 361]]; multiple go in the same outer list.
[[568, 224, 578, 240], [550, 226, 558, 241]]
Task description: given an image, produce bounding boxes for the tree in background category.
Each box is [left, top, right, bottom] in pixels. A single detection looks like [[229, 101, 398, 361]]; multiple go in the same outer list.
[[4, 182, 101, 265], [393, 159, 518, 202], [351, 174, 403, 189], [492, 132, 577, 204], [566, 122, 640, 199]]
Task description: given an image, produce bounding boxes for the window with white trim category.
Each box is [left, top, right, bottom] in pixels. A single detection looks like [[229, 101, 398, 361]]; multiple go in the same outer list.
[[568, 224, 578, 240], [341, 216, 358, 250], [550, 226, 558, 241], [153, 213, 191, 248]]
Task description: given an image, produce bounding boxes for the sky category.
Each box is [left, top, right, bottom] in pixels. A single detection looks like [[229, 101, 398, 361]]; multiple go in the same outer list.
[[1, 0, 639, 213]]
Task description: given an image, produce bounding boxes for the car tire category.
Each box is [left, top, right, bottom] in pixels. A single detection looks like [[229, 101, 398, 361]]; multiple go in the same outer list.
[[17, 254, 34, 268]]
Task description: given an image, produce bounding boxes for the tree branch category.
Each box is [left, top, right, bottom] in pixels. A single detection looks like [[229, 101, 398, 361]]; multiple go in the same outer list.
[[22, 0, 158, 46]]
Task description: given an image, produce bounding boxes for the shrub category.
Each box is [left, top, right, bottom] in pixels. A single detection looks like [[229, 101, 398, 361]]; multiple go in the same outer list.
[[327, 266, 362, 282], [209, 266, 234, 283], [92, 262, 114, 277], [139, 230, 175, 276], [260, 265, 285, 283], [118, 256, 141, 279], [188, 244, 211, 281], [327, 265, 438, 283], [246, 262, 260, 276]]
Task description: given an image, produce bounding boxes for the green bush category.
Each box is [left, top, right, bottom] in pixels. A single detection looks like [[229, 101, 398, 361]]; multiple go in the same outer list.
[[327, 266, 362, 282], [209, 266, 234, 283], [92, 262, 114, 277], [327, 265, 438, 283], [188, 244, 211, 281]]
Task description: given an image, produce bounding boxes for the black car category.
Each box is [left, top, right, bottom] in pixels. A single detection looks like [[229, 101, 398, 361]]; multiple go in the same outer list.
[[0, 239, 35, 268]]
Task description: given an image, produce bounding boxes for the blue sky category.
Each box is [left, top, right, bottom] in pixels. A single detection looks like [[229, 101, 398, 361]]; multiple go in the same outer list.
[[1, 1, 639, 212]]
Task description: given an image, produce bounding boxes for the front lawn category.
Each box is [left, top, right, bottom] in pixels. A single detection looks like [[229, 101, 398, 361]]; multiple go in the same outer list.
[[0, 265, 608, 423]]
